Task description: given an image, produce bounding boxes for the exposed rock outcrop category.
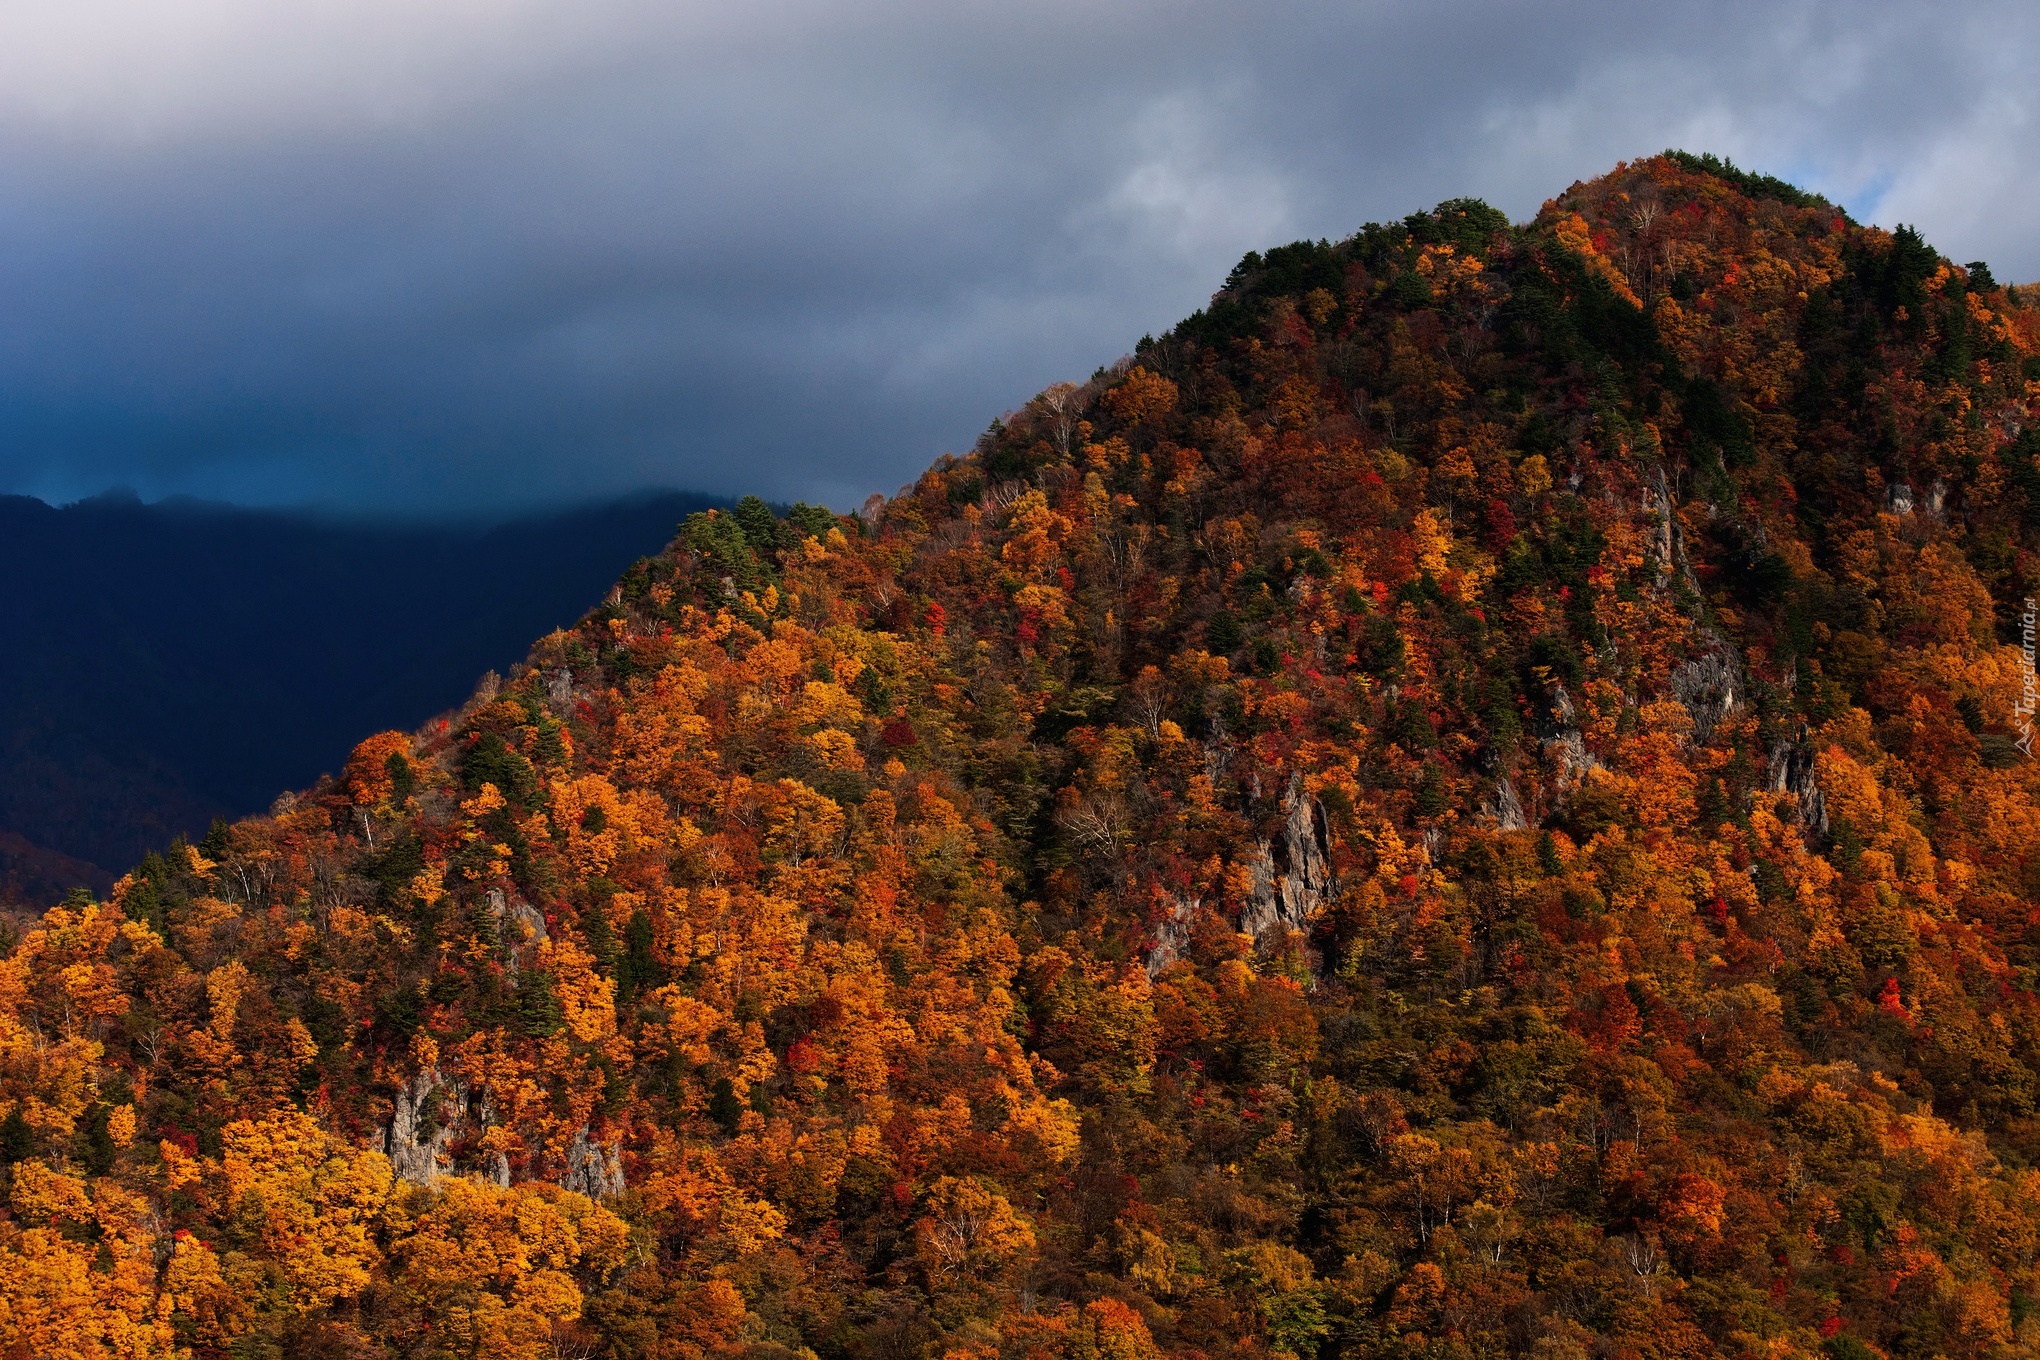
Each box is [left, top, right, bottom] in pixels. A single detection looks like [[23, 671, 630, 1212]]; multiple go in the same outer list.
[[547, 666, 575, 711], [1643, 471, 1677, 586], [1647, 462, 1749, 747], [1549, 730, 1601, 787], [383, 1068, 517, 1187], [1240, 777, 1335, 943], [1480, 777, 1528, 832], [1549, 684, 1577, 729], [385, 1070, 614, 1195], [488, 887, 548, 946], [563, 1126, 626, 1200], [1536, 687, 1602, 797], [1768, 739, 1830, 837], [487, 887, 549, 978], [384, 1067, 458, 1185], [1145, 896, 1198, 978], [1671, 646, 1742, 745]]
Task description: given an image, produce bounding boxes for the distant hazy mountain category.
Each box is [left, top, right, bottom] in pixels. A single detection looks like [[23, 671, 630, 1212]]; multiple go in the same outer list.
[[0, 489, 725, 896]]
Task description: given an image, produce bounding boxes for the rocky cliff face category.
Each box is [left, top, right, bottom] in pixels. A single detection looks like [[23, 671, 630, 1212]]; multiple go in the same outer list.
[[383, 1066, 621, 1195], [487, 886, 549, 975], [1240, 776, 1337, 944], [382, 1066, 458, 1185], [563, 1126, 626, 1200], [1768, 737, 1830, 837]]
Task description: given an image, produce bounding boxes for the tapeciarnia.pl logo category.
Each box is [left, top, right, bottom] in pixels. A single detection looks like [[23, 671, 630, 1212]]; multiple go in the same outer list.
[[2020, 597, 2038, 757]]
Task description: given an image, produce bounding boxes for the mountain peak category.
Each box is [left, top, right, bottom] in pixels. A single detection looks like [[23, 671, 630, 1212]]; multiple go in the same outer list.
[[5, 159, 2040, 1359]]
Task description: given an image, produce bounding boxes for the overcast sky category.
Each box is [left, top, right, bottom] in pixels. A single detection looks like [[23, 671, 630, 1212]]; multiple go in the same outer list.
[[0, 1, 2034, 514]]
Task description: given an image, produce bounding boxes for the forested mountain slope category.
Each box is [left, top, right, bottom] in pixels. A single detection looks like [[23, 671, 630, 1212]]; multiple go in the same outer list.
[[7, 153, 2040, 1360]]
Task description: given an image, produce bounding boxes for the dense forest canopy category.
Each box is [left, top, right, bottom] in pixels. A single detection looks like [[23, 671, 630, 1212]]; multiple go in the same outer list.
[[6, 152, 2040, 1360]]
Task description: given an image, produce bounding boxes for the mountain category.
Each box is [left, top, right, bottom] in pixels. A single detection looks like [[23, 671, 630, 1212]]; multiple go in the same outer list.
[[5, 152, 2040, 1360], [0, 489, 728, 900], [0, 828, 111, 914]]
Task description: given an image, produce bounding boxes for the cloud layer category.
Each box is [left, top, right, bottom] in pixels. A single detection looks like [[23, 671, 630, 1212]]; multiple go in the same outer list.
[[2, 0, 2034, 512]]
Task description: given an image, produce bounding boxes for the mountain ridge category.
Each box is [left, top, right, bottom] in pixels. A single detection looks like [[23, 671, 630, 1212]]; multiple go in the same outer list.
[[5, 153, 2040, 1360]]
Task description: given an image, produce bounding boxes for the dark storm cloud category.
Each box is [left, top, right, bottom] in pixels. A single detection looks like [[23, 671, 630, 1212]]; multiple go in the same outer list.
[[1, 0, 2034, 512]]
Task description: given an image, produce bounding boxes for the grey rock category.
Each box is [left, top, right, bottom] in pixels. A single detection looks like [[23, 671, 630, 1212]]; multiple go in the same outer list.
[[1241, 776, 1336, 942], [1200, 737, 1231, 787], [487, 888, 549, 979], [1671, 647, 1742, 744], [1480, 777, 1528, 832], [512, 897, 548, 945], [1550, 684, 1578, 728], [382, 1068, 627, 1196], [1768, 740, 1830, 837], [384, 1067, 457, 1186], [563, 1126, 626, 1200], [1145, 896, 1198, 978], [1534, 680, 1602, 800], [1644, 468, 1679, 587], [1544, 729, 1602, 790], [1647, 459, 1752, 747], [487, 887, 548, 945], [1886, 482, 1915, 516], [382, 1067, 517, 1187]]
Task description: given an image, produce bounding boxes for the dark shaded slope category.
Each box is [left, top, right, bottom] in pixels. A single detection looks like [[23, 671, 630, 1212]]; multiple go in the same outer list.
[[0, 490, 724, 885]]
